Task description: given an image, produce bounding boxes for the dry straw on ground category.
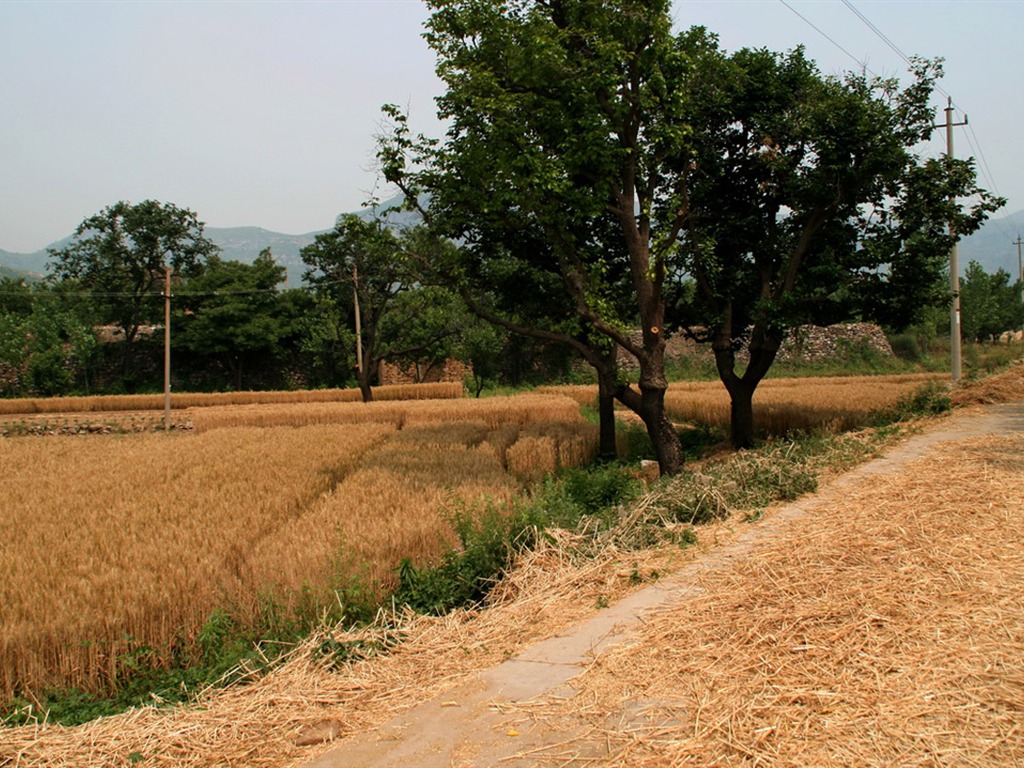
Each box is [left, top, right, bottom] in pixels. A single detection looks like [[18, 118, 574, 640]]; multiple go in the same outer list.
[[952, 360, 1024, 406], [502, 433, 1024, 767]]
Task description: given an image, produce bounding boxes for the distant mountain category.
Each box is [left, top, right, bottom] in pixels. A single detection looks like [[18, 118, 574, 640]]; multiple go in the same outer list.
[[0, 248, 51, 278], [0, 193, 422, 287], [0, 261, 42, 282], [2, 197, 1018, 285], [957, 208, 1024, 279]]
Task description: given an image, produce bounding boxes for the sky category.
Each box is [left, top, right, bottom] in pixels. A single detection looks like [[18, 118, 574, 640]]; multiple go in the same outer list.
[[1, 0, 1021, 254]]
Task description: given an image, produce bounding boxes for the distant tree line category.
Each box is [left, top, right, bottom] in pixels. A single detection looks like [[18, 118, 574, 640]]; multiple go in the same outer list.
[[0, 201, 575, 400]]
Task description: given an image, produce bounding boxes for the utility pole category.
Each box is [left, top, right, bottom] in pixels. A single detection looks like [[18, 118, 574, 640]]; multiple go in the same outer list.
[[945, 98, 968, 382], [353, 264, 363, 375], [1015, 234, 1023, 306], [163, 266, 173, 432]]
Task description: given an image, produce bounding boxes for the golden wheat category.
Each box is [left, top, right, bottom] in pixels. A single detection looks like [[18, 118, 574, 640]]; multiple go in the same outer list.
[[0, 382, 464, 416], [539, 374, 946, 435], [189, 393, 584, 432], [0, 395, 596, 705]]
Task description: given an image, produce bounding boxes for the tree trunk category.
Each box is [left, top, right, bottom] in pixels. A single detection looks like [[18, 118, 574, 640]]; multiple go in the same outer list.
[[616, 382, 683, 476], [641, 386, 683, 475], [596, 368, 618, 462], [728, 379, 757, 450], [357, 358, 375, 402], [358, 372, 374, 403], [713, 324, 782, 450]]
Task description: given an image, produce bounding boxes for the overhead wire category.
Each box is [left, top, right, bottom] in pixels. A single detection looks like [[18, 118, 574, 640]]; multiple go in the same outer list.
[[781, 0, 1012, 232]]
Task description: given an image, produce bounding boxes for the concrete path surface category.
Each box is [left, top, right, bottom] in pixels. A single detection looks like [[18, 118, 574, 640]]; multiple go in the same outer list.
[[302, 403, 1024, 768]]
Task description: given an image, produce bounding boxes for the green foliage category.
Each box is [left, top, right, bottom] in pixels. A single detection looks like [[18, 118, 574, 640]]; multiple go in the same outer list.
[[175, 250, 302, 390], [396, 465, 642, 615], [381, 1, 1002, 459], [873, 382, 951, 424], [959, 260, 1024, 342], [301, 217, 464, 399], [0, 285, 98, 397], [47, 200, 218, 386]]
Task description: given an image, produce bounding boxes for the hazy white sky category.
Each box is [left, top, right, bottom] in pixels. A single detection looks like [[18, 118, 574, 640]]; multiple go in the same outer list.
[[2, 0, 1020, 253]]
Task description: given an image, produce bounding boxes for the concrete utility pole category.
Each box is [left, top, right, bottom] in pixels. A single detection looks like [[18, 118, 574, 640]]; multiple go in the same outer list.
[[945, 98, 968, 382], [163, 266, 173, 432], [1015, 235, 1023, 306], [353, 265, 363, 375]]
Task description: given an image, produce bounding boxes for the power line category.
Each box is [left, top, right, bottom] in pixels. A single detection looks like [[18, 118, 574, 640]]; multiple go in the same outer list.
[[777, 0, 874, 76], [783, 0, 1010, 216], [839, 0, 953, 103], [840, 0, 911, 66]]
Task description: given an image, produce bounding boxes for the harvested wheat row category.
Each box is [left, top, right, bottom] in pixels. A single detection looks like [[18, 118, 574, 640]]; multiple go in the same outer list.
[[0, 383, 464, 416], [189, 393, 584, 432]]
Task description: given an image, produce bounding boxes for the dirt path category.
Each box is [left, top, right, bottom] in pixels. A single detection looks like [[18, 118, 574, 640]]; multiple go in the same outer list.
[[303, 404, 1024, 767]]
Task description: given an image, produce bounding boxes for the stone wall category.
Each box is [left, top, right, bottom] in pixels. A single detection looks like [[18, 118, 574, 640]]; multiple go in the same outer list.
[[378, 357, 471, 386], [776, 322, 895, 362], [616, 323, 894, 369]]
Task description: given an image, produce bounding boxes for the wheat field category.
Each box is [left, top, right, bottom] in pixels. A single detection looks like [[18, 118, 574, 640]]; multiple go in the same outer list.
[[0, 394, 595, 704], [541, 373, 946, 434], [0, 382, 464, 416]]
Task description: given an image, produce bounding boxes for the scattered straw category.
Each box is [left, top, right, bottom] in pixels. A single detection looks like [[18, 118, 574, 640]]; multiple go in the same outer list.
[[506, 433, 1024, 766], [952, 360, 1024, 406]]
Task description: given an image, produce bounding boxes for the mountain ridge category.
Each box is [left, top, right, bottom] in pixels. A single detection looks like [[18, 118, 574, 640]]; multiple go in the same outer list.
[[3, 203, 1022, 287]]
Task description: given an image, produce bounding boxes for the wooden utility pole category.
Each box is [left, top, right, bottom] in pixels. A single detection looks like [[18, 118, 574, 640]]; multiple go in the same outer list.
[[944, 98, 968, 382], [163, 266, 173, 432]]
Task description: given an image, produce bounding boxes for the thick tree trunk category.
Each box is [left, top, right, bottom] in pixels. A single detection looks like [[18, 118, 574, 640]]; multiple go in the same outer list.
[[640, 386, 683, 475], [713, 323, 782, 450], [728, 379, 757, 450], [616, 381, 683, 476]]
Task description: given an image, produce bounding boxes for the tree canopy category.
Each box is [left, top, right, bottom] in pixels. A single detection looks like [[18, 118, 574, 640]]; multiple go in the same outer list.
[[48, 200, 218, 385], [175, 249, 299, 390], [959, 261, 1024, 342], [381, 0, 1002, 464], [301, 215, 458, 401]]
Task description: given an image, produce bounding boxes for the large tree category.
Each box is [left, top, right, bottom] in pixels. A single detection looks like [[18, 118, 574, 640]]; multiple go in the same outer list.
[[665, 45, 1003, 447], [382, 1, 1002, 466], [382, 0, 693, 473], [48, 200, 217, 386]]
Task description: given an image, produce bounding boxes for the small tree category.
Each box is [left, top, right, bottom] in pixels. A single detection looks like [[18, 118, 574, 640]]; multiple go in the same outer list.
[[959, 260, 1024, 342], [301, 215, 455, 401], [176, 249, 291, 390], [48, 200, 217, 388]]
